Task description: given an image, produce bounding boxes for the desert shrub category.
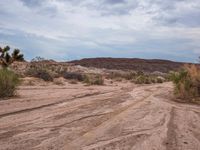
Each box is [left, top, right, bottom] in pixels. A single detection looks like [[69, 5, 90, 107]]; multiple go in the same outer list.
[[133, 75, 151, 84], [137, 71, 145, 76], [108, 70, 166, 84], [132, 74, 165, 84], [62, 72, 84, 81], [108, 71, 137, 81], [26, 67, 53, 81], [93, 75, 104, 85], [123, 72, 136, 80], [145, 77, 151, 84], [84, 74, 104, 85], [156, 76, 164, 83], [0, 69, 20, 98], [150, 78, 156, 83], [170, 65, 200, 101], [35, 69, 53, 81], [27, 58, 66, 79], [109, 70, 164, 84]]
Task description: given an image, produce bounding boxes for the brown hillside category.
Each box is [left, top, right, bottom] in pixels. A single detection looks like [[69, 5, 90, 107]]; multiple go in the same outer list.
[[70, 58, 185, 73]]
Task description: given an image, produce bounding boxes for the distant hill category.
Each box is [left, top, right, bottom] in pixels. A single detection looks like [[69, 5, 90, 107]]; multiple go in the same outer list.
[[70, 58, 186, 73]]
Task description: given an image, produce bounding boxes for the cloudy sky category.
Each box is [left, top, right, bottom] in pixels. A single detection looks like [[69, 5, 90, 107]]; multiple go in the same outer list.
[[0, 0, 200, 62]]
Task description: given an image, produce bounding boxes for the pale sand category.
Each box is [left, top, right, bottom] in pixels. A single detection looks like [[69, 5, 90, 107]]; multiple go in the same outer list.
[[0, 82, 200, 150]]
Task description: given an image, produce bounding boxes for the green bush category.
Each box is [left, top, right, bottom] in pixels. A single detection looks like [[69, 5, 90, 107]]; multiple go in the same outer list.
[[170, 65, 200, 101], [0, 69, 20, 98]]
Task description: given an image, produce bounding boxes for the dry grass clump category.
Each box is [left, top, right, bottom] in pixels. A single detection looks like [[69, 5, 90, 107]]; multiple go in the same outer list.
[[0, 69, 20, 98], [84, 74, 104, 85], [170, 64, 200, 102]]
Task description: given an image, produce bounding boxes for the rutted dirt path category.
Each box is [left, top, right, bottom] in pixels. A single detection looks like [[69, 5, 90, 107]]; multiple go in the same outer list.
[[0, 82, 200, 150]]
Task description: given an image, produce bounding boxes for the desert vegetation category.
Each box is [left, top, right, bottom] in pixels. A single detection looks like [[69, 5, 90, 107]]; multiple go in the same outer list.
[[1, 47, 199, 100], [1, 53, 200, 149], [62, 72, 104, 85], [26, 57, 62, 81], [107, 70, 166, 84], [0, 69, 20, 98], [132, 74, 165, 84], [0, 46, 24, 98], [84, 74, 104, 85], [0, 46, 24, 68], [25, 57, 105, 85], [170, 64, 200, 102], [26, 64, 54, 82], [62, 72, 84, 81]]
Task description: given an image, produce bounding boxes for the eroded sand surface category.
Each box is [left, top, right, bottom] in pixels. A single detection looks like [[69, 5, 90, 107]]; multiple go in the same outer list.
[[0, 82, 200, 150]]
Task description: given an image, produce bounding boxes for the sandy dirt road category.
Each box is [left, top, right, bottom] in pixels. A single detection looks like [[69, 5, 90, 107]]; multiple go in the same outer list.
[[0, 82, 200, 150]]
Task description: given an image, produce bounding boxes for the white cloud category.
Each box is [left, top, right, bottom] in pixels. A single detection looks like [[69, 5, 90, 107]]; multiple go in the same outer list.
[[0, 0, 200, 61]]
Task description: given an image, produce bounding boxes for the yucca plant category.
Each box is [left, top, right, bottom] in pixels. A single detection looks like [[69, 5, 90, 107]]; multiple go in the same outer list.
[[0, 46, 24, 68], [0, 46, 24, 98]]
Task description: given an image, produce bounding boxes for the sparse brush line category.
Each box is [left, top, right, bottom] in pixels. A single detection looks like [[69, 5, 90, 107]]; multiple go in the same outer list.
[[0, 91, 114, 119]]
